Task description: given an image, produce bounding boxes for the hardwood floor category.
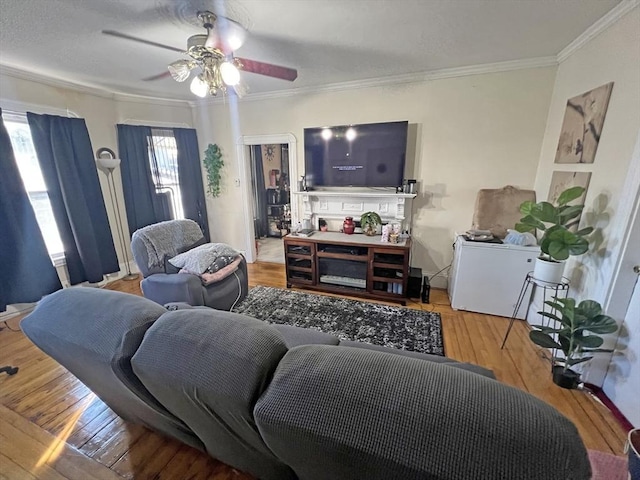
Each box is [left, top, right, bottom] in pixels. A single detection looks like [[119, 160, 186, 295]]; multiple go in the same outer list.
[[0, 262, 627, 479]]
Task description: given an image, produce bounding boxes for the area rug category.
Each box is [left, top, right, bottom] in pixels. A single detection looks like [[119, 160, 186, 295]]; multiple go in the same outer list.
[[232, 286, 444, 355]]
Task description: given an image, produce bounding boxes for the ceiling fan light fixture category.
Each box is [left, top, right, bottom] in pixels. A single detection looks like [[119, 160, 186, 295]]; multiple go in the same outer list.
[[168, 60, 194, 82], [220, 61, 240, 86], [190, 74, 208, 98]]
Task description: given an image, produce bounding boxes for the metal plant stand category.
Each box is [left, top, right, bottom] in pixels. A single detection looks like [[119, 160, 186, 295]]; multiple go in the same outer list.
[[501, 272, 570, 349]]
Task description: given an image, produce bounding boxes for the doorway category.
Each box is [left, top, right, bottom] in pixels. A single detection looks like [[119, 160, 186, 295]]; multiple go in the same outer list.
[[249, 143, 290, 263], [237, 133, 298, 263]]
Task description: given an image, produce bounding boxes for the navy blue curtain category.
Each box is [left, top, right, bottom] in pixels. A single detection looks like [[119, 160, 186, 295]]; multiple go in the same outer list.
[[253, 145, 268, 238], [0, 109, 62, 311], [27, 113, 119, 285], [117, 124, 170, 233], [174, 128, 210, 241]]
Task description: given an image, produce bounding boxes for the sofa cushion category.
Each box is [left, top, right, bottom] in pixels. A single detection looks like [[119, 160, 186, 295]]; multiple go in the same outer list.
[[21, 288, 203, 451], [339, 340, 495, 378], [274, 324, 340, 347], [254, 345, 591, 480], [131, 309, 296, 480]]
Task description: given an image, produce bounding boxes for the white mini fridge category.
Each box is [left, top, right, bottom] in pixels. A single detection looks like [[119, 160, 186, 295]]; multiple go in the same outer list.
[[448, 236, 539, 319]]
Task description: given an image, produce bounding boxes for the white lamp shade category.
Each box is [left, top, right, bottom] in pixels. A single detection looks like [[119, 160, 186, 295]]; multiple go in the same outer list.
[[96, 156, 121, 169]]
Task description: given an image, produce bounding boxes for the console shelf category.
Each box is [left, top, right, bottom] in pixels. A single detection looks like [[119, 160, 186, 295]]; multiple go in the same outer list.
[[284, 232, 411, 305]]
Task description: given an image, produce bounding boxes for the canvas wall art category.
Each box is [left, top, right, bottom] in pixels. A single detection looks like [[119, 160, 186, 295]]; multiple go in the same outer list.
[[548, 171, 591, 205], [554, 82, 613, 164]]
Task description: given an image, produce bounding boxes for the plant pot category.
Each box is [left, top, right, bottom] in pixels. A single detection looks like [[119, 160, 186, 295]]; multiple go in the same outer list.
[[552, 365, 580, 389], [533, 257, 565, 285], [364, 226, 377, 236]]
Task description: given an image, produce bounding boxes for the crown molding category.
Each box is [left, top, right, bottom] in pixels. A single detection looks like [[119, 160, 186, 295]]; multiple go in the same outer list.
[[557, 0, 639, 63], [195, 56, 558, 106], [0, 64, 192, 108]]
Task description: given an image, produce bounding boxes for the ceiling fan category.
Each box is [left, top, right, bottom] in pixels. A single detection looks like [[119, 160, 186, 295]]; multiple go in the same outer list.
[[102, 11, 298, 98]]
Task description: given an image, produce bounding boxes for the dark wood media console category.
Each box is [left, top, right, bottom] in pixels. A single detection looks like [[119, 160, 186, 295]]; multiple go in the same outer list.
[[283, 231, 411, 305]]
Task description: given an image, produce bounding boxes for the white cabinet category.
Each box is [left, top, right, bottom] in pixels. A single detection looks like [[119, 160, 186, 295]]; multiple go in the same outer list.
[[448, 236, 539, 319]]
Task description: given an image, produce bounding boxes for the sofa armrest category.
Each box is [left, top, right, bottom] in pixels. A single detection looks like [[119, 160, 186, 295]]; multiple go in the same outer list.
[[141, 273, 204, 306]]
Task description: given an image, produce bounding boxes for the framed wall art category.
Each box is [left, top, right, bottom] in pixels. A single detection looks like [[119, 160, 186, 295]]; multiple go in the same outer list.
[[554, 82, 613, 164]]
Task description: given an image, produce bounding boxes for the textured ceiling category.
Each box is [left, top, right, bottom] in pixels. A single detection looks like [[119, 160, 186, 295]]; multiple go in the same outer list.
[[0, 0, 622, 100]]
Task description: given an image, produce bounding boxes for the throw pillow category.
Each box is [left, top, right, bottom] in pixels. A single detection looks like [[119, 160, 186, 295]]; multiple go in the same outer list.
[[163, 237, 207, 274], [169, 243, 240, 274]]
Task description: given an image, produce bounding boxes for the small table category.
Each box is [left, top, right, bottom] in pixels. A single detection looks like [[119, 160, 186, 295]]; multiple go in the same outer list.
[[501, 272, 570, 349]]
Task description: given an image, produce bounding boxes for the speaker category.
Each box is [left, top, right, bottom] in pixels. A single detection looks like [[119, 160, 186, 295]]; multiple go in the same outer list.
[[407, 267, 422, 298], [422, 276, 431, 304]]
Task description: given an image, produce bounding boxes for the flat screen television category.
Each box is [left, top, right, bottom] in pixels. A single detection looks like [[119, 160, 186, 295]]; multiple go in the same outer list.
[[304, 121, 408, 188]]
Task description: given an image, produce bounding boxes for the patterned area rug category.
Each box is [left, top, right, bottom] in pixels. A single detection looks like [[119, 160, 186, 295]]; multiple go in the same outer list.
[[232, 286, 444, 356]]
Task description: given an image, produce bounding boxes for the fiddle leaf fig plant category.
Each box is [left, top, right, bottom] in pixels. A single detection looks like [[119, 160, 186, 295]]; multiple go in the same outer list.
[[530, 297, 617, 375], [203, 143, 224, 197], [360, 211, 382, 235], [515, 186, 593, 262]]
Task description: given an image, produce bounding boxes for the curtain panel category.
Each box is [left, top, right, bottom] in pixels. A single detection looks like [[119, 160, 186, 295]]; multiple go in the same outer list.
[[0, 109, 62, 311], [174, 128, 210, 241], [27, 113, 119, 285], [116, 124, 170, 234]]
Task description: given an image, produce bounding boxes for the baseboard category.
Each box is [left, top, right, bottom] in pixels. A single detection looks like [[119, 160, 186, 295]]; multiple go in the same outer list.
[[584, 383, 634, 432]]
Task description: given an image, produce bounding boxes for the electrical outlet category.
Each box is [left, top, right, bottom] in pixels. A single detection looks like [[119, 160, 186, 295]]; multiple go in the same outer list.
[[234, 179, 240, 187]]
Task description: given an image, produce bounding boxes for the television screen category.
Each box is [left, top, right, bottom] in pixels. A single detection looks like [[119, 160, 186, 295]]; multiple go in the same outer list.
[[304, 121, 408, 187]]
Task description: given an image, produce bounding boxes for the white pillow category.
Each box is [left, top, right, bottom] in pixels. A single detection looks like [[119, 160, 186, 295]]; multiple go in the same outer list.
[[168, 243, 239, 274]]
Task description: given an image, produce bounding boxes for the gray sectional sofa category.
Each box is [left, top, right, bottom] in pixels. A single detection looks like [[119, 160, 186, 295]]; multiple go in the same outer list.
[[21, 288, 592, 480]]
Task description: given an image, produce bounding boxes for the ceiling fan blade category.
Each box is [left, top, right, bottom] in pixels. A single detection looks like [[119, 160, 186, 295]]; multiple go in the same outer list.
[[236, 58, 298, 82], [142, 71, 172, 82], [102, 30, 184, 54]]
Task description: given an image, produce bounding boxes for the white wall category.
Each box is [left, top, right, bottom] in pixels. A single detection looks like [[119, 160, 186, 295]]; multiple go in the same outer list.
[[530, 6, 640, 387], [0, 72, 193, 285], [533, 7, 640, 301], [194, 66, 556, 286]]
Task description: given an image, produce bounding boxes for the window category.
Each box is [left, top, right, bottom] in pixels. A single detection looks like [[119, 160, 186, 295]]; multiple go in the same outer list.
[[148, 129, 184, 220], [5, 114, 64, 264]]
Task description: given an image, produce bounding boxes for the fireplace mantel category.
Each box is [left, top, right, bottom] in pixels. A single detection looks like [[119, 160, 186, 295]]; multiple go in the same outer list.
[[291, 190, 417, 225]]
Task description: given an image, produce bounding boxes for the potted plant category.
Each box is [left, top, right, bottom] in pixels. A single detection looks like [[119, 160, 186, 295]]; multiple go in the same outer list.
[[529, 297, 617, 389], [360, 211, 382, 236], [203, 143, 224, 197], [515, 186, 593, 283]]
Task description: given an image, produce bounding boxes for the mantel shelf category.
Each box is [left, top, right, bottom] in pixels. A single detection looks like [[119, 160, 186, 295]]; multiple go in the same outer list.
[[291, 191, 416, 199]]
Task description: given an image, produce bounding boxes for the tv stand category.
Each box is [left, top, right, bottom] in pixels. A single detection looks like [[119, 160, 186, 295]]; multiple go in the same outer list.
[[284, 232, 411, 305]]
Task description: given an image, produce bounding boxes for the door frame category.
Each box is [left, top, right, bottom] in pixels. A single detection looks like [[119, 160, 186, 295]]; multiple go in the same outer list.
[[236, 133, 298, 263]]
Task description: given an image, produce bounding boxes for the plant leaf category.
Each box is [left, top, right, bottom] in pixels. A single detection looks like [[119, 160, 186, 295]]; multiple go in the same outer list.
[[567, 356, 593, 366], [531, 324, 561, 334], [574, 335, 604, 348], [577, 300, 603, 318], [575, 227, 594, 237], [529, 330, 562, 349], [519, 201, 535, 215], [558, 205, 584, 223], [532, 202, 558, 223], [557, 186, 585, 206]]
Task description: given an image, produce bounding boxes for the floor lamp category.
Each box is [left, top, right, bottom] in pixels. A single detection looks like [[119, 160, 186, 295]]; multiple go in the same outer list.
[[96, 148, 138, 281]]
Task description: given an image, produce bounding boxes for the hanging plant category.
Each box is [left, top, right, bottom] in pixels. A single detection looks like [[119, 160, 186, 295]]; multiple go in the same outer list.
[[203, 143, 224, 197]]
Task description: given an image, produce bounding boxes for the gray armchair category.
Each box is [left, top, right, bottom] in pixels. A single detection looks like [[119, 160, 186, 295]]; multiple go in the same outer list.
[[131, 219, 248, 310]]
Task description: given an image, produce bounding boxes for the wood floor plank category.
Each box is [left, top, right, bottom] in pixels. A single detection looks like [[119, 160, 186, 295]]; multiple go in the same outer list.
[[0, 261, 627, 480], [0, 405, 121, 480], [0, 452, 38, 480]]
